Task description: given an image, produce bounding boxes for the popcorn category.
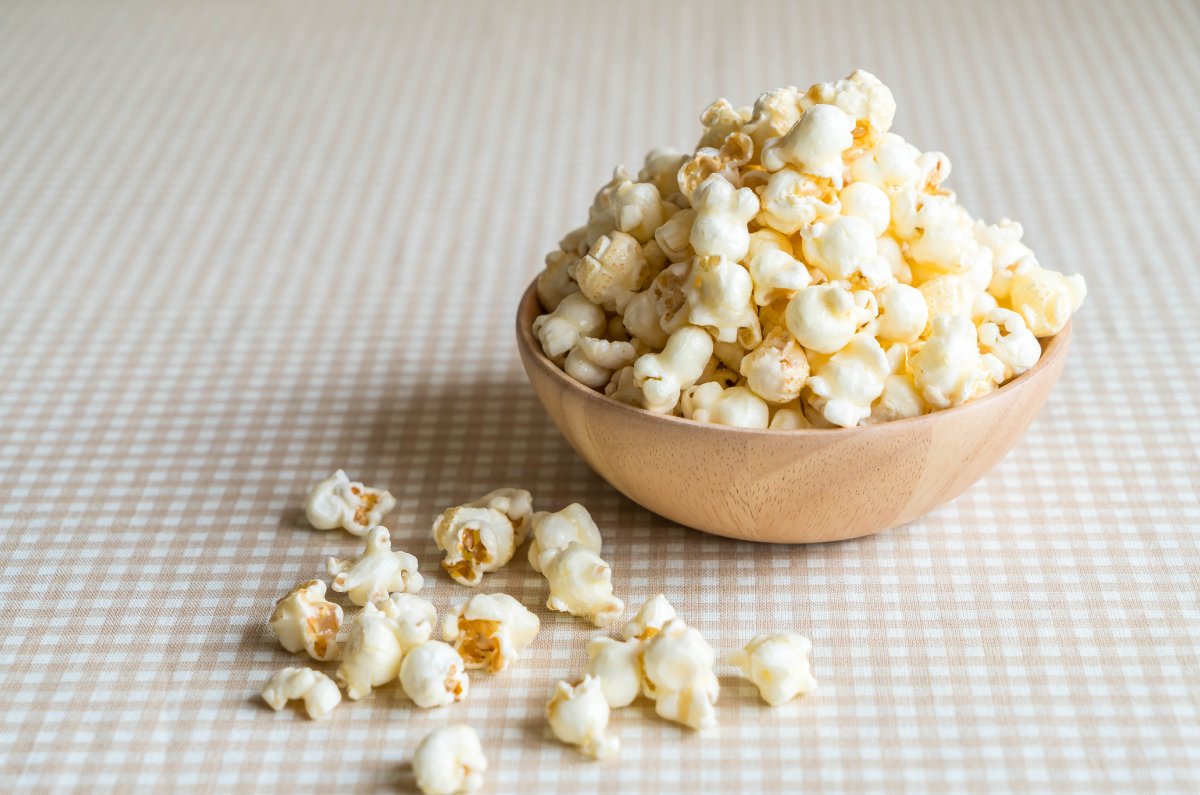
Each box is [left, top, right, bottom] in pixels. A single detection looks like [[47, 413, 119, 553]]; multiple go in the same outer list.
[[760, 104, 855, 184], [785, 284, 871, 354], [621, 593, 677, 640], [1006, 259, 1087, 337], [337, 602, 405, 700], [565, 337, 637, 389], [640, 618, 720, 730], [399, 640, 470, 708], [546, 676, 621, 760], [533, 292, 606, 361], [584, 636, 644, 708], [441, 592, 540, 673], [740, 327, 810, 403], [682, 382, 770, 428], [541, 541, 625, 625], [729, 632, 818, 706], [268, 579, 343, 662], [807, 332, 891, 427], [911, 314, 1002, 409], [532, 70, 1086, 427], [261, 667, 341, 720], [689, 175, 759, 262], [682, 255, 760, 343], [528, 502, 603, 573], [633, 325, 714, 413], [412, 724, 487, 795], [376, 593, 438, 650], [432, 488, 533, 586], [748, 247, 810, 306], [305, 469, 396, 537], [327, 526, 424, 606]]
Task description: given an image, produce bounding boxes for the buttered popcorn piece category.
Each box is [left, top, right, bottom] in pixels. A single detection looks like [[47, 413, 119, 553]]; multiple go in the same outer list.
[[541, 541, 625, 626], [268, 579, 343, 662], [400, 640, 469, 708], [621, 593, 678, 640], [528, 502, 603, 572], [431, 486, 533, 588], [261, 667, 341, 720], [337, 602, 405, 700], [441, 592, 540, 673], [412, 724, 487, 795], [640, 618, 720, 730], [546, 676, 621, 760], [305, 469, 396, 537], [584, 636, 644, 708], [729, 632, 818, 706], [377, 593, 438, 651], [327, 526, 423, 606], [532, 70, 1086, 427]]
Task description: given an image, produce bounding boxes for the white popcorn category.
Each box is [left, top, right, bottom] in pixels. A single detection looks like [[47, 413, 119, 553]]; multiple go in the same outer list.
[[640, 619, 720, 730], [584, 636, 644, 708], [399, 640, 469, 708], [975, 219, 1032, 300], [638, 147, 689, 200], [911, 314, 1002, 409], [604, 365, 642, 407], [683, 256, 760, 344], [376, 593, 438, 650], [838, 181, 891, 236], [546, 676, 620, 760], [689, 174, 759, 262], [740, 327, 811, 404], [268, 579, 343, 662], [682, 382, 770, 429], [906, 200, 994, 286], [528, 502, 603, 573], [621, 289, 670, 349], [755, 168, 839, 235], [785, 284, 871, 354], [621, 593, 678, 640], [917, 273, 975, 332], [573, 231, 649, 312], [611, 180, 667, 244], [868, 343, 928, 423], [261, 667, 341, 720], [807, 332, 891, 427], [633, 325, 714, 414], [729, 632, 818, 706], [801, 215, 892, 287], [433, 507, 519, 587], [748, 247, 810, 306], [305, 469, 396, 537], [760, 104, 855, 185], [679, 131, 752, 199], [541, 541, 625, 626], [743, 87, 804, 155], [649, 260, 693, 333], [847, 132, 924, 192], [412, 724, 487, 795], [805, 69, 896, 148], [769, 403, 812, 429], [533, 292, 606, 361], [565, 337, 638, 389], [978, 308, 1042, 379], [697, 98, 751, 150], [337, 602, 405, 700], [327, 526, 424, 606], [653, 208, 696, 264], [874, 282, 928, 343], [441, 592, 540, 673], [585, 167, 631, 247], [538, 249, 580, 311], [877, 233, 912, 282], [1007, 260, 1087, 337]]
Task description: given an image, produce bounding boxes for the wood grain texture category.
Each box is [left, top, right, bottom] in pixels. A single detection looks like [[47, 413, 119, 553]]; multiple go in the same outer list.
[[516, 282, 1072, 543]]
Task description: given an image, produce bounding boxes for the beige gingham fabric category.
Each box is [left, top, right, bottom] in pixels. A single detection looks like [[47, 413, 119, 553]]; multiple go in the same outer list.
[[1, 0, 1198, 791]]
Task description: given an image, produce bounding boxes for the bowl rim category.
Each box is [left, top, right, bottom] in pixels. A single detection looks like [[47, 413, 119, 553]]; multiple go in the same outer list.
[[516, 279, 1072, 437]]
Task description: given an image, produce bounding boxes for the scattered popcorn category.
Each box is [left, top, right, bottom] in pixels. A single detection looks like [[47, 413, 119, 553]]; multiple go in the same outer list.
[[528, 503, 602, 573], [583, 636, 644, 708], [620, 593, 677, 640], [640, 618, 720, 730], [532, 70, 1086, 427], [412, 724, 487, 795], [376, 592, 438, 650], [305, 469, 396, 536], [729, 632, 818, 706], [541, 541, 625, 626], [546, 675, 621, 760], [261, 667, 341, 720], [441, 592, 540, 673], [268, 579, 343, 662], [327, 526, 424, 606], [399, 640, 470, 708], [337, 601, 405, 700], [432, 488, 532, 586]]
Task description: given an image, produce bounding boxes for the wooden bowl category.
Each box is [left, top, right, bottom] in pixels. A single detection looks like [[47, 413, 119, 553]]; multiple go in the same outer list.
[[515, 281, 1072, 543]]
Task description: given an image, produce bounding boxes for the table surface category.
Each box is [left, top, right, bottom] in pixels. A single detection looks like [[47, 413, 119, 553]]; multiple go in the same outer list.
[[2, 0, 1198, 791]]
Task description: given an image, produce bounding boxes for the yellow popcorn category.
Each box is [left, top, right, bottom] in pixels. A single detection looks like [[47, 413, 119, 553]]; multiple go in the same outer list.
[[412, 724, 486, 795]]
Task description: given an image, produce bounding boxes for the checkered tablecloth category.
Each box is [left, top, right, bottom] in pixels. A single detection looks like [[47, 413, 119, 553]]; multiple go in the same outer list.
[[1, 0, 1197, 791]]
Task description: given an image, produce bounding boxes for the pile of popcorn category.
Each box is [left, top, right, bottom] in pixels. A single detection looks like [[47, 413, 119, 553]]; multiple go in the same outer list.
[[532, 70, 1086, 428], [261, 471, 818, 794]]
